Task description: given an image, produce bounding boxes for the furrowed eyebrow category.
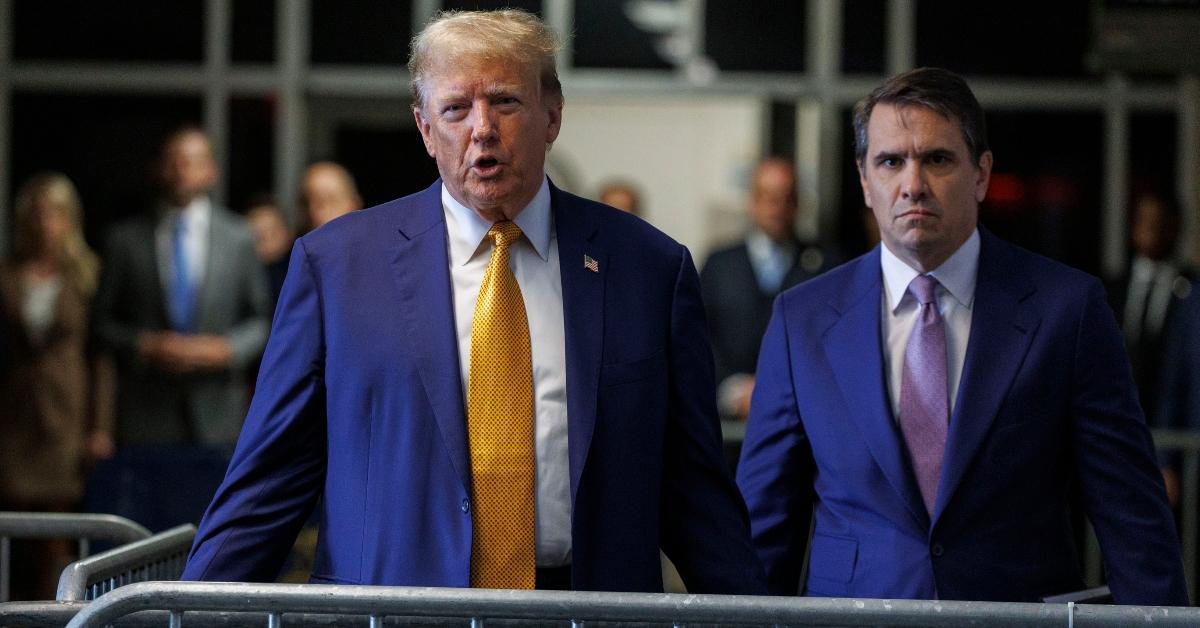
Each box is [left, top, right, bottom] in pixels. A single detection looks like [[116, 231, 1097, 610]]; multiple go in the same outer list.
[[920, 148, 955, 160]]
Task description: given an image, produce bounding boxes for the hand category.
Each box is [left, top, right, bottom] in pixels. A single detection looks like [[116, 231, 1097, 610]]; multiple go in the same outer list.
[[1162, 467, 1181, 509], [85, 430, 116, 462], [733, 377, 756, 421], [137, 331, 233, 373]]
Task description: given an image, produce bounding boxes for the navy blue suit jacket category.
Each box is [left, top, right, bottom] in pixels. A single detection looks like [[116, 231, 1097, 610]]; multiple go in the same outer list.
[[181, 181, 766, 594], [737, 229, 1186, 604]]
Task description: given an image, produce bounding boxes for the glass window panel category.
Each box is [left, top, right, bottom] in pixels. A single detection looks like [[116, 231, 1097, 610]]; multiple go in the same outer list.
[[442, 0, 542, 15], [1129, 112, 1177, 200], [311, 0, 412, 65], [916, 0, 1094, 78], [332, 126, 441, 207], [233, 1, 276, 64], [573, 2, 673, 70], [14, 0, 203, 62], [228, 98, 277, 213], [10, 93, 203, 246], [841, 0, 885, 75], [705, 1, 805, 72]]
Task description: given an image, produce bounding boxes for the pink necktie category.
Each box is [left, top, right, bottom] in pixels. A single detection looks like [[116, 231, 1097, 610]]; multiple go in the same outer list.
[[898, 274, 949, 516]]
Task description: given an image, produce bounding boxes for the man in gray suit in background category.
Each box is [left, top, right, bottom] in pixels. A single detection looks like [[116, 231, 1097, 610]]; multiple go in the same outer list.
[[90, 127, 270, 530]]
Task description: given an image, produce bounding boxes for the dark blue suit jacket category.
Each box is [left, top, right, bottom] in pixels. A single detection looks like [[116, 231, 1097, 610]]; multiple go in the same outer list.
[[181, 181, 766, 593], [737, 229, 1187, 604]]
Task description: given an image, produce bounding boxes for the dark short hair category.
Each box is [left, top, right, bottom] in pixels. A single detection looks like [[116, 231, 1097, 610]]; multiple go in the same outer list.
[[853, 67, 989, 166]]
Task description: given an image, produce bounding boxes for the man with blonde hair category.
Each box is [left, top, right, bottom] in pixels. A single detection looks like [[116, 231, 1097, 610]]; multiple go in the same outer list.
[[184, 9, 765, 594]]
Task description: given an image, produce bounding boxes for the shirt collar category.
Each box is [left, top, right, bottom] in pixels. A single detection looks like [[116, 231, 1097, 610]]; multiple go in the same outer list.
[[745, 229, 795, 262], [162, 196, 212, 228], [442, 177, 552, 266], [881, 228, 980, 313]]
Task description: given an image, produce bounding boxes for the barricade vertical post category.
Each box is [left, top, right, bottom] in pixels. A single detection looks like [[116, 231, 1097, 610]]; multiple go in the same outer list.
[[0, 535, 9, 602], [1184, 449, 1199, 603]]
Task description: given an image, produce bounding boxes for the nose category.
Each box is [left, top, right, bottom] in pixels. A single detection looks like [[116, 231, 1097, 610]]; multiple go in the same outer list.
[[901, 161, 928, 202], [471, 102, 498, 143]]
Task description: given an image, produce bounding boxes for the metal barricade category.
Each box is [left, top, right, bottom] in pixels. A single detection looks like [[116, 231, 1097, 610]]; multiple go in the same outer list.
[[1151, 430, 1200, 601], [0, 525, 194, 628], [0, 512, 152, 602], [62, 582, 1200, 628], [56, 524, 195, 602]]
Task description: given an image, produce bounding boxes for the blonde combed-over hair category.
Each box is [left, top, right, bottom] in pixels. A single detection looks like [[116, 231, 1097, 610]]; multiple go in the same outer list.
[[408, 9, 562, 111]]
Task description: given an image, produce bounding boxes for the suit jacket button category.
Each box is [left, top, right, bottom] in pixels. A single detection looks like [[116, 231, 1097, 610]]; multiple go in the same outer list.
[[461, 498, 470, 513], [931, 543, 944, 557]]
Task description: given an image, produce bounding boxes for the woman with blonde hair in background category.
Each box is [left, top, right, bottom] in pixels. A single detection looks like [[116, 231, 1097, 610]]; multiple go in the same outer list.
[[0, 172, 114, 599]]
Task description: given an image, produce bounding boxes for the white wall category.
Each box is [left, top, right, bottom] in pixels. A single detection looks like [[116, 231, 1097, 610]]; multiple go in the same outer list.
[[549, 94, 765, 263]]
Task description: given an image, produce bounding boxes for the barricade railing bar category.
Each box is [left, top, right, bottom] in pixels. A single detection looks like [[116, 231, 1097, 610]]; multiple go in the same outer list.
[[55, 524, 195, 603], [62, 582, 1200, 628], [0, 512, 152, 603]]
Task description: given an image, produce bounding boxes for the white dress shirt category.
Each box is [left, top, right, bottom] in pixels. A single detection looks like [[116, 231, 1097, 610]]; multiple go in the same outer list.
[[880, 229, 980, 419], [442, 177, 572, 567], [1124, 255, 1179, 342], [745, 229, 795, 294], [156, 196, 211, 294]]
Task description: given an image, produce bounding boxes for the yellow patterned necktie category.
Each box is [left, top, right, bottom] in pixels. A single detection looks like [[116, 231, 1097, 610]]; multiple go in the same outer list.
[[467, 220, 537, 589]]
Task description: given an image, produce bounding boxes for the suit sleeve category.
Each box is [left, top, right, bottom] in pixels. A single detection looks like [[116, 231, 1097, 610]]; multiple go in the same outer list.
[[657, 247, 768, 594], [182, 239, 328, 582], [91, 228, 141, 358], [1071, 279, 1188, 605], [736, 294, 814, 595]]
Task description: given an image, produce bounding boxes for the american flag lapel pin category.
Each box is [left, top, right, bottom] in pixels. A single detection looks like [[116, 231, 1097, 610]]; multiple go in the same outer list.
[[583, 254, 599, 273]]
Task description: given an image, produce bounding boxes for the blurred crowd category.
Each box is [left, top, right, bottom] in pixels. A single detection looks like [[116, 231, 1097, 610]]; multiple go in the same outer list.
[[1, 124, 1198, 598]]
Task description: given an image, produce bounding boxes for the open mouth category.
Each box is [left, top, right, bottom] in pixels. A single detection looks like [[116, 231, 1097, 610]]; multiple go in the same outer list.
[[473, 157, 502, 176]]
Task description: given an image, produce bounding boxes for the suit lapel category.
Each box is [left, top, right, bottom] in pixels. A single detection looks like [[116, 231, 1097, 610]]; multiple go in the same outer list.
[[552, 183, 605, 503], [933, 230, 1040, 521], [389, 181, 471, 490], [142, 217, 172, 328], [195, 209, 227, 332], [825, 249, 930, 529]]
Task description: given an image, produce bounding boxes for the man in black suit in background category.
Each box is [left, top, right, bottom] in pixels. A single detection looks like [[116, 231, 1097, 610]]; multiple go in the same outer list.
[[700, 157, 837, 421]]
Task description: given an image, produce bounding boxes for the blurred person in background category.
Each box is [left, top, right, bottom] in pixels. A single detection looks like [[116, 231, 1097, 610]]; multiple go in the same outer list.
[[89, 126, 271, 532], [301, 160, 363, 232], [597, 179, 642, 216], [0, 172, 114, 599], [700, 157, 838, 421], [1108, 190, 1192, 422], [1107, 190, 1193, 507], [246, 196, 294, 306]]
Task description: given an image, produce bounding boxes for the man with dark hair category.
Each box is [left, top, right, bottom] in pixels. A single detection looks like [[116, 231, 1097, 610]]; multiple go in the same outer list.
[[182, 9, 765, 593], [92, 127, 271, 530], [737, 67, 1186, 604]]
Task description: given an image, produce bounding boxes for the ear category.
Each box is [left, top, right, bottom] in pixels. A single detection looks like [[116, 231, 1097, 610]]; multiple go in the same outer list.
[[544, 100, 563, 145], [856, 159, 873, 209], [413, 106, 436, 158], [974, 150, 993, 203]]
